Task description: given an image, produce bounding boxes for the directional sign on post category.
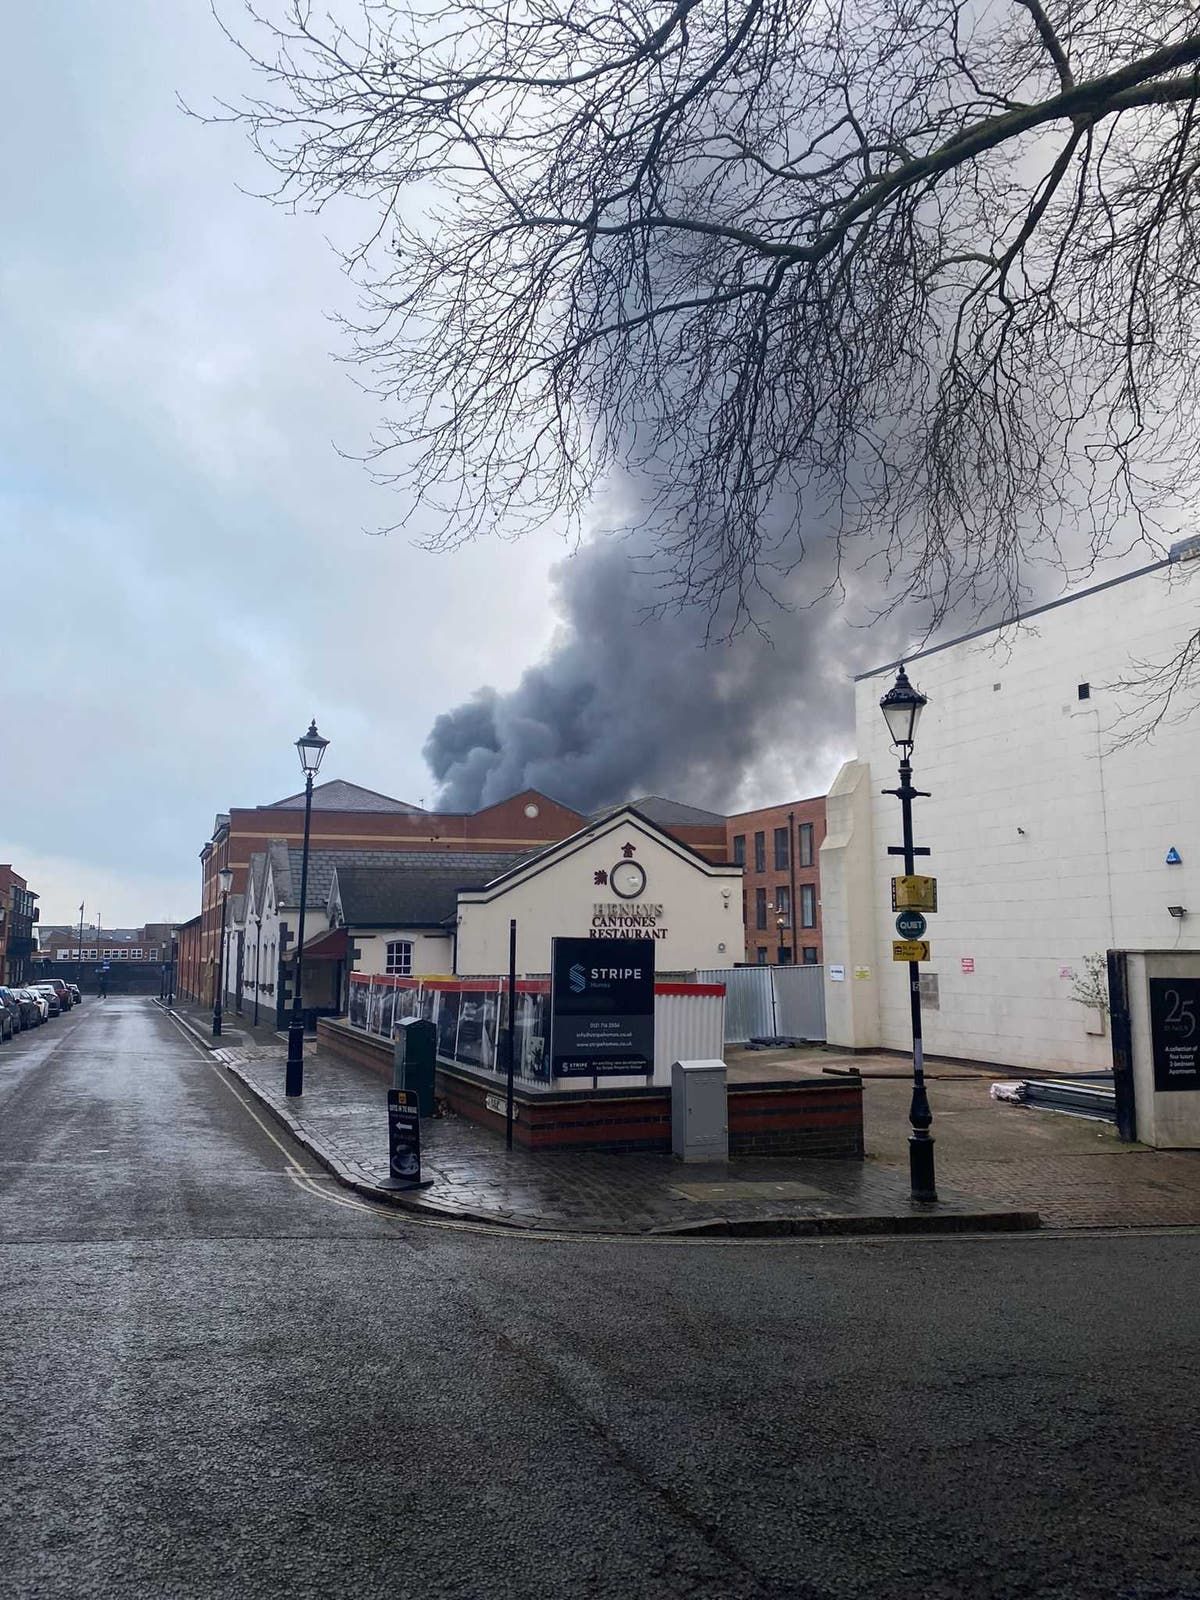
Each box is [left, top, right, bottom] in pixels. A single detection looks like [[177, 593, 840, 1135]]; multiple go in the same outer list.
[[892, 875, 938, 912], [895, 910, 928, 939], [893, 939, 931, 963]]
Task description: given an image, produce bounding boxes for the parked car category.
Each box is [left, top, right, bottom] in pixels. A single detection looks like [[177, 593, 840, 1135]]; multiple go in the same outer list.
[[41, 978, 72, 1010], [20, 989, 49, 1022], [31, 984, 62, 1017], [0, 989, 24, 1034], [67, 984, 82, 1005], [0, 1004, 11, 1041], [3, 987, 42, 1029]]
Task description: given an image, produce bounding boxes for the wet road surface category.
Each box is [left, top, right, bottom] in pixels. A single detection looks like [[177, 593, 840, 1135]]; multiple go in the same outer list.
[[3, 997, 1199, 1598]]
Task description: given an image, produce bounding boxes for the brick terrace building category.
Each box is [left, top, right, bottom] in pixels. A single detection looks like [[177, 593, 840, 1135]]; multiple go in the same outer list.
[[192, 781, 594, 1006], [189, 778, 825, 1000], [725, 798, 826, 965], [0, 867, 38, 984]]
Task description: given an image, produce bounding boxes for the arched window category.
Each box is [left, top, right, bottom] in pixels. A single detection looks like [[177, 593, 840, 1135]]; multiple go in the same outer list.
[[386, 940, 413, 976]]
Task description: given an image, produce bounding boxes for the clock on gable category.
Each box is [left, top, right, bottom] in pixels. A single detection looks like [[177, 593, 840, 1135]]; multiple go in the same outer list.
[[610, 859, 647, 898]]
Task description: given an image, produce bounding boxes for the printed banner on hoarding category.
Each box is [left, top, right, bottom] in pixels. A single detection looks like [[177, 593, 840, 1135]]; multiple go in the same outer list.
[[550, 937, 655, 1078]]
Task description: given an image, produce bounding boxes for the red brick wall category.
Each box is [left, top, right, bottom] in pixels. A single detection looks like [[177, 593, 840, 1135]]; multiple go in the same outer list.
[[316, 1018, 863, 1157], [725, 797, 827, 965]]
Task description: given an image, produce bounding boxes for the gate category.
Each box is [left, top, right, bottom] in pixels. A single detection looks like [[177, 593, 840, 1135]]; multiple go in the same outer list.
[[772, 965, 827, 1041], [695, 966, 826, 1045]]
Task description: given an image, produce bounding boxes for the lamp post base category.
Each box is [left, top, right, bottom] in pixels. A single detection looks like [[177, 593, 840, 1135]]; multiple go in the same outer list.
[[211, 1006, 222, 1038], [285, 1020, 305, 1097], [909, 1133, 937, 1202]]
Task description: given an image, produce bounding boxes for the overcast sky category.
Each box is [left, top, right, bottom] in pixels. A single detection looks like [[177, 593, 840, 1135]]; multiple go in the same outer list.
[[2, 3, 578, 926], [7, 5, 1145, 930]]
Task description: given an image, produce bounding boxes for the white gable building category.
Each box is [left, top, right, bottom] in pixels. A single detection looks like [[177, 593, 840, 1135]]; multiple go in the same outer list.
[[455, 807, 744, 975]]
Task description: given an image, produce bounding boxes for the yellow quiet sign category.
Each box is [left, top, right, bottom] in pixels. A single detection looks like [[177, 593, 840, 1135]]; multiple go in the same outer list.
[[892, 875, 938, 912], [892, 939, 931, 962]]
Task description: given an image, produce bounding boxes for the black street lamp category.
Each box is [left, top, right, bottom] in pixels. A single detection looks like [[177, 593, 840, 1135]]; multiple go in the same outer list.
[[212, 867, 233, 1038], [285, 719, 330, 1097], [253, 913, 263, 1029], [880, 664, 937, 1203]]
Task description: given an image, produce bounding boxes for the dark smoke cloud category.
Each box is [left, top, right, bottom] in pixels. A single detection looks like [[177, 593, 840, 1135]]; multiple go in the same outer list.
[[424, 531, 906, 813]]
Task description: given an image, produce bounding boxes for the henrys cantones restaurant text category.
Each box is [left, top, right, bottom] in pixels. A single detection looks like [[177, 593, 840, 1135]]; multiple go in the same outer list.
[[591, 903, 668, 939]]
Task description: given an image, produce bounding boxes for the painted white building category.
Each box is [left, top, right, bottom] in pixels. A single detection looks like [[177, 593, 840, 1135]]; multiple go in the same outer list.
[[456, 806, 744, 975], [821, 553, 1200, 1071]]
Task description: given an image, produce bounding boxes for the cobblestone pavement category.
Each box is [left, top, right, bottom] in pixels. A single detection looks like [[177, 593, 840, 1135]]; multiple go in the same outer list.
[[164, 998, 1200, 1233], [209, 1035, 1033, 1234]]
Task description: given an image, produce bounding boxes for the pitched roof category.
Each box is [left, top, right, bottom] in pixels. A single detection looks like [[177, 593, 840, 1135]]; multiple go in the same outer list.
[[459, 804, 743, 899], [260, 779, 424, 814], [272, 847, 533, 909], [590, 795, 728, 828], [333, 863, 512, 927]]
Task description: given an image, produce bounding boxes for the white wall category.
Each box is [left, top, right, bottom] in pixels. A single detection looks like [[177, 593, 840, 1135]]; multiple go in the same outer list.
[[456, 816, 742, 975], [827, 560, 1200, 1071], [350, 930, 454, 978]]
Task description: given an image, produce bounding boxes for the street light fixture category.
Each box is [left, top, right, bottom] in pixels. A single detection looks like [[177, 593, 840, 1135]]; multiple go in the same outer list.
[[253, 913, 263, 1028], [212, 866, 233, 1038], [285, 718, 329, 1097], [880, 664, 936, 1203]]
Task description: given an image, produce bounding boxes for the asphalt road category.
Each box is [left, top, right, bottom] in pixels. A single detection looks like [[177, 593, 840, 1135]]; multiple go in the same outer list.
[[2, 997, 1198, 1600]]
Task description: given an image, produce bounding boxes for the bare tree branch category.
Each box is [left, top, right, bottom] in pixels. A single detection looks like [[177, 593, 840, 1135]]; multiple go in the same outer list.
[[210, 0, 1200, 664]]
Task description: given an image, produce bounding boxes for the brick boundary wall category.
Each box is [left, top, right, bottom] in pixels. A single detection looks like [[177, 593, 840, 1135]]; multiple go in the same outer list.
[[316, 1018, 863, 1157]]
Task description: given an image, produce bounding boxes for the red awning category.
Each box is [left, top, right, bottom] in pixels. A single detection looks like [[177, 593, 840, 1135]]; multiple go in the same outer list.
[[289, 926, 348, 962]]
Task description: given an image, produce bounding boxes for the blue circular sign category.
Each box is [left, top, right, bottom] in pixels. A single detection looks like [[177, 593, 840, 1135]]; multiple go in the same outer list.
[[895, 910, 927, 939]]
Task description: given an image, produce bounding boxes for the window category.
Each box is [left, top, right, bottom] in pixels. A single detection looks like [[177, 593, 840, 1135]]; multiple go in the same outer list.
[[773, 826, 789, 870], [1077, 683, 1090, 700], [800, 884, 817, 928], [754, 831, 766, 872], [756, 946, 768, 965], [799, 822, 814, 867], [755, 888, 767, 929], [386, 940, 413, 976], [732, 834, 746, 866], [803, 947, 818, 964], [774, 886, 791, 925]]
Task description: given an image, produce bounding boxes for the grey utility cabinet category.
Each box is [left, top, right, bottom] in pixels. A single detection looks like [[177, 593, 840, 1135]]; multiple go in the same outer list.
[[671, 1058, 729, 1162]]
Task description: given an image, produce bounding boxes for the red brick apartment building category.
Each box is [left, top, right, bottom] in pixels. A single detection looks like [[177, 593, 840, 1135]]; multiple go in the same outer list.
[[0, 867, 38, 984], [725, 798, 826, 965]]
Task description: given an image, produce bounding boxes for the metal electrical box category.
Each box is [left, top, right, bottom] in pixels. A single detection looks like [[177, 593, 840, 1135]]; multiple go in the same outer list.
[[392, 1017, 437, 1117], [671, 1058, 728, 1163]]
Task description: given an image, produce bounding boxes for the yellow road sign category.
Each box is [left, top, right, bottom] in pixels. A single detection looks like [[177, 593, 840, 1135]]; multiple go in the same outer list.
[[892, 875, 938, 912], [893, 939, 931, 962]]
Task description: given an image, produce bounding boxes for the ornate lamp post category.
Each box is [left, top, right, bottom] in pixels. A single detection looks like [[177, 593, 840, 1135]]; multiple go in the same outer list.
[[285, 719, 330, 1097], [879, 664, 937, 1203], [211, 867, 233, 1038]]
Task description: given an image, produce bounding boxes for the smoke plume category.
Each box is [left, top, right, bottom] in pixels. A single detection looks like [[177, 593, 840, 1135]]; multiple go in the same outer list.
[[423, 531, 907, 813]]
